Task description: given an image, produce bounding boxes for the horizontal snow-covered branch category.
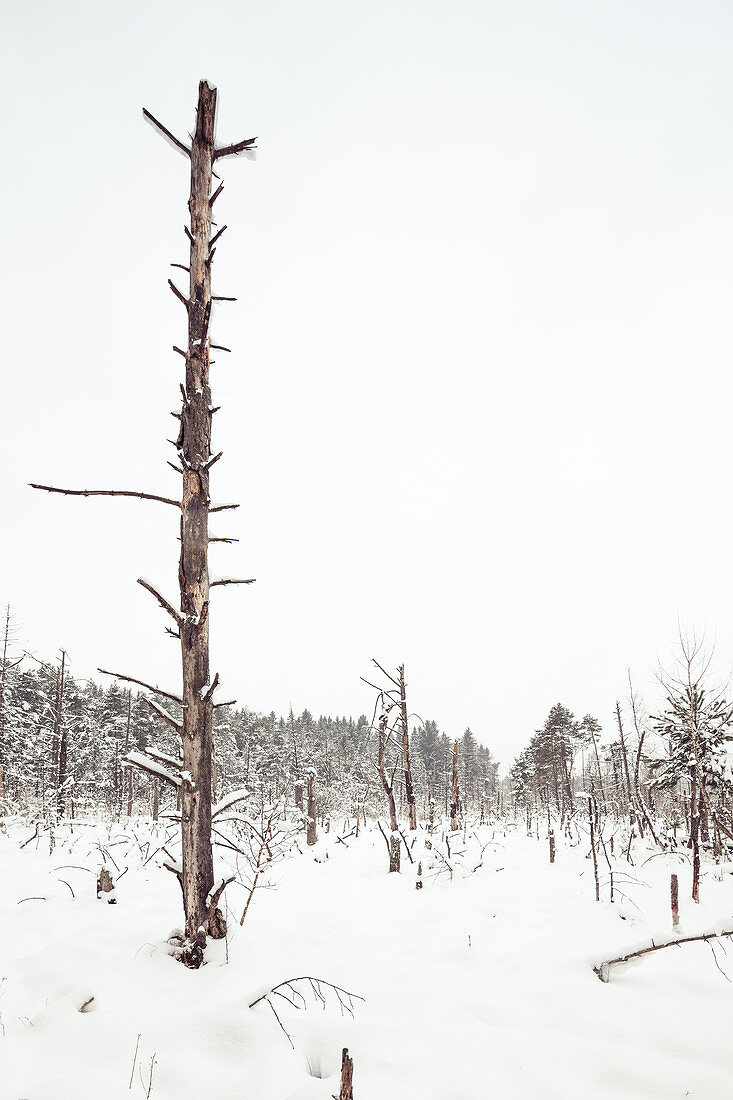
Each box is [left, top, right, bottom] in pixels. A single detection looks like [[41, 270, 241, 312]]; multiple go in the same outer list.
[[122, 750, 181, 789], [212, 788, 251, 818]]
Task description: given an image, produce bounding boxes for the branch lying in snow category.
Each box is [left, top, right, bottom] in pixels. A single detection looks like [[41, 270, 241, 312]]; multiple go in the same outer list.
[[249, 976, 365, 1014], [212, 788, 251, 818], [122, 750, 181, 789], [248, 976, 364, 1050], [595, 926, 733, 981]]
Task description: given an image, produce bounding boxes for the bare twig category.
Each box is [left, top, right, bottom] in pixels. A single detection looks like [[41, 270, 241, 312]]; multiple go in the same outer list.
[[129, 1034, 141, 1089]]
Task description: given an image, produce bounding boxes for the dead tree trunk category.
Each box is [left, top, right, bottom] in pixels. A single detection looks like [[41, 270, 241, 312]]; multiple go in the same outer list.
[[0, 604, 16, 801], [398, 664, 417, 830], [31, 83, 256, 963], [56, 650, 68, 817], [450, 740, 459, 831], [376, 706, 400, 872], [124, 690, 133, 816], [306, 769, 317, 846], [690, 771, 701, 903]]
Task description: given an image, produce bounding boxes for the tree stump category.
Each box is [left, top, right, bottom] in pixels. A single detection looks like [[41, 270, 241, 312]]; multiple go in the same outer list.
[[97, 867, 116, 904], [339, 1047, 354, 1100]]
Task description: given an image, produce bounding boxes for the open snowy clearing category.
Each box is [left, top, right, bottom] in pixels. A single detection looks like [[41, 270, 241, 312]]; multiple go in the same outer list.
[[2, 818, 733, 1099]]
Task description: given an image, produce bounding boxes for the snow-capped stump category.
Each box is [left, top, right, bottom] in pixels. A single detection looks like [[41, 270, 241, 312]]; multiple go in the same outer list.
[[97, 866, 116, 904]]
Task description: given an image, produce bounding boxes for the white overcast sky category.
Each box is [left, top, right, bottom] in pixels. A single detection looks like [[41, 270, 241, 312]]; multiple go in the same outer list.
[[3, 0, 733, 767]]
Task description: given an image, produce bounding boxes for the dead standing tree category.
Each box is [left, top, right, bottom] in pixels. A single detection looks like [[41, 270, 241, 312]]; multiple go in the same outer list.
[[362, 660, 406, 872], [31, 81, 256, 966]]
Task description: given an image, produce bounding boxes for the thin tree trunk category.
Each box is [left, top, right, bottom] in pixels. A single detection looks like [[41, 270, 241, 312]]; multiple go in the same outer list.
[[690, 771, 700, 903], [450, 740, 459, 831], [0, 605, 11, 798], [124, 690, 133, 816], [399, 665, 417, 830], [615, 701, 636, 830], [56, 650, 67, 817], [306, 770, 317, 846]]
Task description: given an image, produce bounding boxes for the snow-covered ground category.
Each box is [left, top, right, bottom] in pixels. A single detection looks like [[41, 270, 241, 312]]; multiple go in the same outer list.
[[2, 816, 733, 1099]]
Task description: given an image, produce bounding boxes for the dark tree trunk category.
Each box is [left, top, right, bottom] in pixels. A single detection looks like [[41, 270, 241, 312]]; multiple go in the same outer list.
[[124, 690, 133, 816], [56, 650, 68, 817], [399, 665, 417, 830], [177, 80, 218, 943], [450, 740, 460, 831], [690, 771, 700, 903], [306, 770, 317, 846], [377, 709, 399, 872]]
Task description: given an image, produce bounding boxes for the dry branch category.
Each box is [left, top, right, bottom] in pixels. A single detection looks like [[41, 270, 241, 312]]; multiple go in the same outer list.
[[98, 668, 183, 705], [30, 484, 180, 508], [142, 108, 191, 156], [214, 137, 257, 159], [137, 579, 183, 627], [595, 927, 733, 981]]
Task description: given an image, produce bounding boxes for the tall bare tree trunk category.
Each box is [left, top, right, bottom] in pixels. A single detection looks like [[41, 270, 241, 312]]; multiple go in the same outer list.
[[615, 701, 636, 830], [398, 665, 417, 830], [376, 707, 400, 872], [450, 740, 459, 831], [306, 769, 317, 846], [177, 81, 218, 944], [124, 690, 133, 816], [690, 771, 700, 903], [56, 650, 68, 817], [0, 605, 12, 802]]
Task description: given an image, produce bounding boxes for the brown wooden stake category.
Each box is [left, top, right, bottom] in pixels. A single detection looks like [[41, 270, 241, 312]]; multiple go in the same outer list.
[[339, 1048, 354, 1100]]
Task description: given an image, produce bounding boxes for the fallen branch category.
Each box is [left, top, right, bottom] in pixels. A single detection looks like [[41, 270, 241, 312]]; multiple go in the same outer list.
[[595, 927, 733, 981]]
